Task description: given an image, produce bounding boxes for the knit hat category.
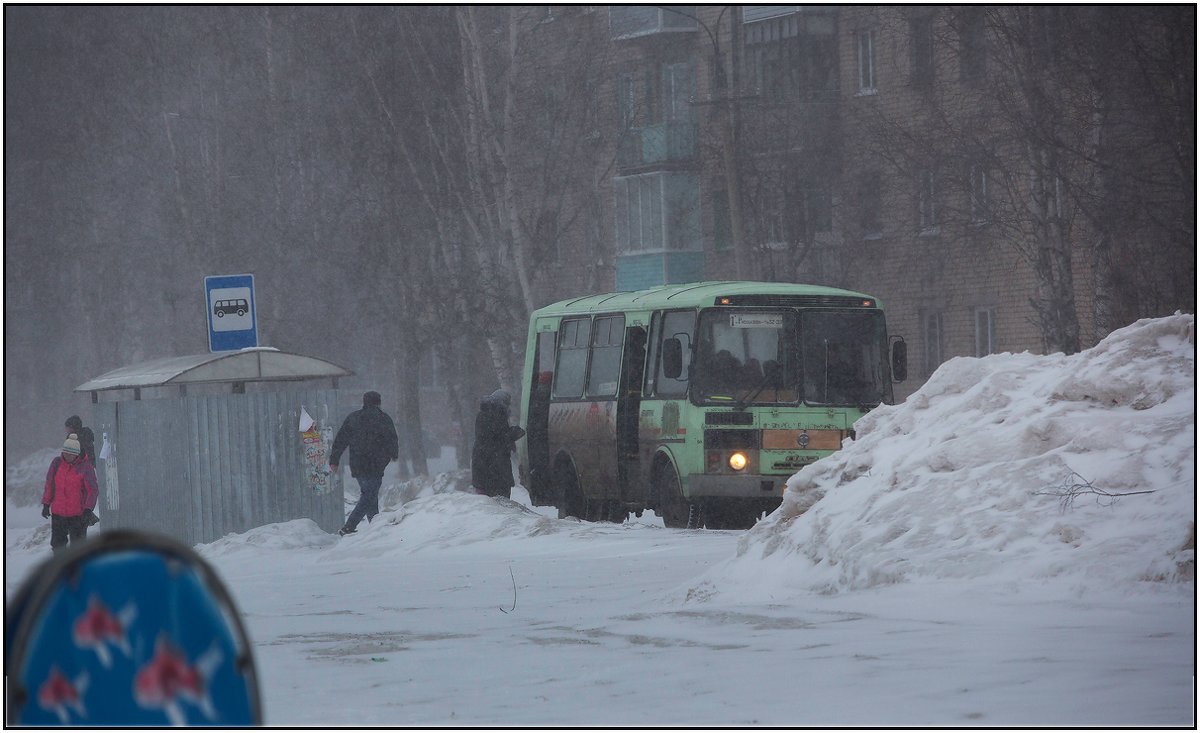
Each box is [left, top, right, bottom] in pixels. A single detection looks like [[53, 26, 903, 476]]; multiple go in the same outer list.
[[62, 433, 82, 456], [363, 391, 382, 407], [65, 415, 83, 432], [490, 389, 511, 409]]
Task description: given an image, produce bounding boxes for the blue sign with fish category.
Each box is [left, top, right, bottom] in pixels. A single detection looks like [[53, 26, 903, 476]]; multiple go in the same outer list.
[[4, 530, 261, 726]]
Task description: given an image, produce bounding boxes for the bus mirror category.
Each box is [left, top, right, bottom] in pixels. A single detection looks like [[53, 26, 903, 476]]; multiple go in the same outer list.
[[890, 337, 908, 383], [662, 338, 683, 379]]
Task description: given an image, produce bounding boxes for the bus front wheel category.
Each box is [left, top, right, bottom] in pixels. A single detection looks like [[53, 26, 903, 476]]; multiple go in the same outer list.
[[655, 462, 695, 529]]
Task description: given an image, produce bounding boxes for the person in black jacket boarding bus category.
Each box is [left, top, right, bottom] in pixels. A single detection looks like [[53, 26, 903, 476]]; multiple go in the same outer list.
[[329, 391, 399, 536], [471, 389, 525, 498]]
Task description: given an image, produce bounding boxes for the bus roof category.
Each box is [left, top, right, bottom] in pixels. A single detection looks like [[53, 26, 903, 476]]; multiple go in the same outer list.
[[531, 281, 880, 318]]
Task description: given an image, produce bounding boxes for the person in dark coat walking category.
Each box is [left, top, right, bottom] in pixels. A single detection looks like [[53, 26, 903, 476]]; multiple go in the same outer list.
[[42, 433, 99, 553], [471, 389, 525, 498], [329, 391, 399, 536], [64, 415, 96, 466]]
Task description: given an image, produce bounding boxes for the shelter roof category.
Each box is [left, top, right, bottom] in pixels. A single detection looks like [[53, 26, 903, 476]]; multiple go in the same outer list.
[[75, 348, 353, 393]]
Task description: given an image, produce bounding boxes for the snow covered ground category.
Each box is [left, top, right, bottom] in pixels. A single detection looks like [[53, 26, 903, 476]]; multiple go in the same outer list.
[[5, 315, 1195, 727]]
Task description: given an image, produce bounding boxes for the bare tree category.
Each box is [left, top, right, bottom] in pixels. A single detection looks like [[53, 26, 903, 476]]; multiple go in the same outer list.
[[849, 6, 1194, 354]]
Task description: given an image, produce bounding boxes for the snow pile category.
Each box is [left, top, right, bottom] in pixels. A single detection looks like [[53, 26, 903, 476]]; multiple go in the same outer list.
[[202, 518, 339, 556], [692, 314, 1195, 600], [344, 493, 571, 553], [377, 469, 472, 510], [5, 449, 59, 506], [197, 488, 661, 562]]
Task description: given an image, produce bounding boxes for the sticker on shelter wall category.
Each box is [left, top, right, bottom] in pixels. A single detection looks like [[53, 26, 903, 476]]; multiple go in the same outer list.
[[100, 432, 119, 512], [300, 407, 332, 494]]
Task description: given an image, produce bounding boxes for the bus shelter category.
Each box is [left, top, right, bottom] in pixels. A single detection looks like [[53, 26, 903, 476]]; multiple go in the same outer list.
[[74, 348, 352, 545]]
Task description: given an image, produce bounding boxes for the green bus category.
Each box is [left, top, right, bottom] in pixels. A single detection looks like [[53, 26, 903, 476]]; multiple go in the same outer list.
[[517, 281, 907, 529]]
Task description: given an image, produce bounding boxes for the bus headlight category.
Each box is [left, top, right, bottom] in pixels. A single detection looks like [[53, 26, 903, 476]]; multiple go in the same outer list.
[[728, 452, 748, 471]]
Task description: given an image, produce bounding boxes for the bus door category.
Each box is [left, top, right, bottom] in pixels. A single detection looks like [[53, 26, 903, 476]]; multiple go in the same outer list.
[[639, 309, 696, 492], [616, 325, 647, 502], [525, 329, 556, 505], [581, 315, 625, 502]]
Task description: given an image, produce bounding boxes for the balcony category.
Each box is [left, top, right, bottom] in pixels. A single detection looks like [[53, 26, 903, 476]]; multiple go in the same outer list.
[[610, 6, 697, 40], [617, 122, 697, 169]]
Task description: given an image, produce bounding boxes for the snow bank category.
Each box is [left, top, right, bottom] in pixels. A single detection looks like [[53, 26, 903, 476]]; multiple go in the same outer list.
[[377, 469, 472, 510], [5, 449, 59, 506], [690, 314, 1195, 600], [202, 518, 339, 556], [198, 486, 649, 562]]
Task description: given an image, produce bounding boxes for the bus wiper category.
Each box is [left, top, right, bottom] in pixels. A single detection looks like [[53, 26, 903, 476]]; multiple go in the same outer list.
[[734, 371, 775, 411]]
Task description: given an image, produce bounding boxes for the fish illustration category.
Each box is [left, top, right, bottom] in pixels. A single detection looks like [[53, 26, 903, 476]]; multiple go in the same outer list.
[[133, 634, 222, 727], [37, 666, 89, 724], [72, 594, 136, 668]]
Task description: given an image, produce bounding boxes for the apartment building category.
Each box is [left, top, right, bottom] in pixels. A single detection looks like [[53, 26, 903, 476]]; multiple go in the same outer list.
[[509, 5, 1193, 400]]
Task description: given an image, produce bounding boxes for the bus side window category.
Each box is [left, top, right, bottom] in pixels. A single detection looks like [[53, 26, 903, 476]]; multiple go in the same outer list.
[[644, 312, 662, 397], [552, 317, 589, 399], [586, 315, 624, 398], [656, 310, 694, 398]]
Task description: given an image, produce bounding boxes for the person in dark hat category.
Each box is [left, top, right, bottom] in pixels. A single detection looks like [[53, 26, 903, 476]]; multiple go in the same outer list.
[[470, 389, 525, 498], [329, 391, 400, 536], [64, 415, 96, 466], [41, 433, 99, 553]]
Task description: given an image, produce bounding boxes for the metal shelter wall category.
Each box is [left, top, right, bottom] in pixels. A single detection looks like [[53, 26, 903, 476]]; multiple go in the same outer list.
[[92, 389, 344, 545]]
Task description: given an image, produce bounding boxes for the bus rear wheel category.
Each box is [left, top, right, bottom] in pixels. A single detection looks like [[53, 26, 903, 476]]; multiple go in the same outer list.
[[554, 462, 586, 521]]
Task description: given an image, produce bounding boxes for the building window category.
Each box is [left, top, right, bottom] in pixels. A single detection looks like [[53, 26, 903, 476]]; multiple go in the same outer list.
[[857, 29, 876, 92], [617, 72, 636, 130], [610, 5, 697, 40], [744, 11, 837, 101], [974, 308, 996, 357], [959, 8, 987, 80], [860, 172, 882, 239], [643, 64, 662, 126], [922, 310, 945, 376], [662, 62, 695, 124], [969, 164, 990, 223], [911, 16, 935, 89], [613, 172, 699, 253], [918, 169, 938, 232]]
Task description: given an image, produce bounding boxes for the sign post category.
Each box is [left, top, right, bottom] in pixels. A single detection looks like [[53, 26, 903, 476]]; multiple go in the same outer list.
[[204, 274, 258, 352]]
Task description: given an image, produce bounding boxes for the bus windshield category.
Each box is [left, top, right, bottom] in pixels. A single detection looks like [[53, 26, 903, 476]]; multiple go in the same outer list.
[[693, 309, 799, 406], [800, 310, 889, 407]]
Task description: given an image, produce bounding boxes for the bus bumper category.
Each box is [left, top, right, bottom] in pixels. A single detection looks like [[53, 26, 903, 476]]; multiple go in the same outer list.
[[686, 474, 787, 498]]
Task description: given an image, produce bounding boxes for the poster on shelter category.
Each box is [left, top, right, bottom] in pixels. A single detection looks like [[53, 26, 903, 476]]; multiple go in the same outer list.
[[299, 407, 332, 494]]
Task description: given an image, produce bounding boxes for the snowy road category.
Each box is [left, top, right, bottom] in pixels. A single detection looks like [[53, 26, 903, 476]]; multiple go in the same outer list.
[[6, 490, 1193, 728], [192, 497, 1191, 728]]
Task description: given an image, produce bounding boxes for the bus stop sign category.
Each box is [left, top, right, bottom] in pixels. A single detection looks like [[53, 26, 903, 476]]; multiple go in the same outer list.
[[205, 274, 258, 352]]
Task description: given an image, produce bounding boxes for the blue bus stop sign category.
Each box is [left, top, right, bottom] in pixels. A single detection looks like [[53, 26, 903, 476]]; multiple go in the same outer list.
[[205, 274, 258, 352]]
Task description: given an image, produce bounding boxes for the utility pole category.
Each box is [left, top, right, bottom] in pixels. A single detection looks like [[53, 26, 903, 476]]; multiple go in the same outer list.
[[662, 5, 751, 279]]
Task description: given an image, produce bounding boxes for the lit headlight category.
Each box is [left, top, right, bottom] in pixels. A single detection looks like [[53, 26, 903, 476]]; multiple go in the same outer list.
[[728, 452, 748, 471]]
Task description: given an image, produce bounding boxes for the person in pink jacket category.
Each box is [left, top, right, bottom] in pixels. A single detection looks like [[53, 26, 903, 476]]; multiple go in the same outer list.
[[41, 433, 99, 553]]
